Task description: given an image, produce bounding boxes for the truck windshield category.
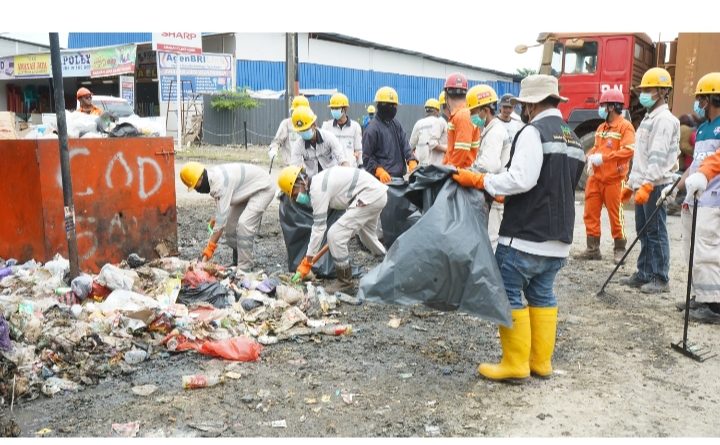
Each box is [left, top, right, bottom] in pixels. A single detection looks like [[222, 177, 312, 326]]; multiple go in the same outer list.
[[550, 42, 563, 77], [563, 41, 598, 75]]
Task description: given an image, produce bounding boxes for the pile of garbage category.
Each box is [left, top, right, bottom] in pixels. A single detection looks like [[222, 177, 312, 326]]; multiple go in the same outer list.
[[0, 254, 358, 406]]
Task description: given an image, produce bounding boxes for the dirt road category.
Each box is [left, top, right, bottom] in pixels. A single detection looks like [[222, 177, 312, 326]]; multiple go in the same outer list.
[[6, 146, 719, 437]]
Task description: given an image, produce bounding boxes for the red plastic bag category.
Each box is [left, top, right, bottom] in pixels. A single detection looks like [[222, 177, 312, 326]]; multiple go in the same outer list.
[[198, 336, 262, 361], [182, 265, 216, 288]]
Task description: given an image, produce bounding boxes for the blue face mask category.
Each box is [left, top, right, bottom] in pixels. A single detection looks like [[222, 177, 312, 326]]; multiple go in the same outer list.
[[300, 128, 314, 141], [331, 109, 343, 120], [639, 92, 657, 108], [295, 192, 311, 206], [470, 114, 485, 128], [694, 100, 706, 119], [598, 106, 608, 120]]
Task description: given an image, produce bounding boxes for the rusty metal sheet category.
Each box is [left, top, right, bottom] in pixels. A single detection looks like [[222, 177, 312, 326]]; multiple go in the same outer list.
[[672, 33, 720, 117]]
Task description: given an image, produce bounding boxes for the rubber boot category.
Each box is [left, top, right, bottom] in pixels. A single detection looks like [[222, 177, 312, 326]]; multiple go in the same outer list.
[[326, 263, 354, 294], [478, 307, 530, 383], [574, 236, 601, 260], [528, 306, 558, 378], [232, 248, 238, 267], [612, 238, 627, 265]]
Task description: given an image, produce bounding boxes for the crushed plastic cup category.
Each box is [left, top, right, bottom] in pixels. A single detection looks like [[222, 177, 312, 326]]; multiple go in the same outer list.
[[124, 348, 149, 365], [182, 374, 223, 389]]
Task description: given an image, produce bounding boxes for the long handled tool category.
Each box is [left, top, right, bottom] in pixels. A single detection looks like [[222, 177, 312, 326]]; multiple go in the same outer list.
[[597, 175, 683, 297], [291, 244, 330, 283], [671, 196, 716, 362], [269, 154, 276, 174]]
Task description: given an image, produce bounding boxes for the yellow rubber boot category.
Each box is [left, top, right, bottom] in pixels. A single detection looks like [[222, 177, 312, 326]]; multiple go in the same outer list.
[[529, 306, 558, 378], [478, 307, 530, 383]]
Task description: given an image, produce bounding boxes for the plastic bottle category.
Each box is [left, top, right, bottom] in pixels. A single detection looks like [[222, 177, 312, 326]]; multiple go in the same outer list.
[[124, 348, 148, 364], [182, 374, 224, 389]]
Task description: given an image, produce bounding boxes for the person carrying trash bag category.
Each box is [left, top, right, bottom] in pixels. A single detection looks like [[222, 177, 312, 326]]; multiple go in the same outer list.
[[670, 72, 720, 323], [277, 165, 387, 293], [179, 162, 274, 270], [453, 74, 585, 382]]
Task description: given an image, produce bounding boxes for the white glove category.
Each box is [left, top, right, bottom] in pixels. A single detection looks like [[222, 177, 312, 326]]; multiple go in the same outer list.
[[585, 162, 594, 177], [657, 183, 679, 206], [588, 153, 603, 166], [268, 146, 278, 160], [685, 172, 709, 199]]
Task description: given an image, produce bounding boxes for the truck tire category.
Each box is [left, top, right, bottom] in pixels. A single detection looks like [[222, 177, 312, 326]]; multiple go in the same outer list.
[[576, 132, 595, 191]]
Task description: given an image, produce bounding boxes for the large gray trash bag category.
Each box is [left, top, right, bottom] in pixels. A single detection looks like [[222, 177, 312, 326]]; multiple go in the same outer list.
[[358, 171, 511, 326], [278, 194, 346, 278], [380, 178, 421, 249]]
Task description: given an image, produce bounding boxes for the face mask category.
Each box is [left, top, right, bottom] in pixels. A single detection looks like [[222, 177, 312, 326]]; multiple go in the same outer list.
[[598, 106, 608, 120], [300, 128, 314, 141], [694, 100, 706, 119], [470, 114, 485, 128], [520, 104, 530, 124], [331, 109, 343, 120], [195, 172, 210, 194], [369, 114, 375, 119], [377, 103, 398, 121], [639, 92, 657, 108], [295, 192, 311, 207]]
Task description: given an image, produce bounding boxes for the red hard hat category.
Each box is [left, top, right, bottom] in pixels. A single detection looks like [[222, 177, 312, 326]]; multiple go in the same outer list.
[[444, 72, 468, 91], [76, 87, 92, 99], [599, 89, 624, 104]]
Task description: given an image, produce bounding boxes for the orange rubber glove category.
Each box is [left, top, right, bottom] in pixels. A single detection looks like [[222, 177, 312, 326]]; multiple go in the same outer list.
[[407, 160, 418, 173], [621, 186, 633, 203], [453, 169, 485, 189], [202, 241, 217, 260], [375, 167, 391, 184], [296, 257, 313, 279], [634, 182, 654, 205], [494, 195, 505, 204]]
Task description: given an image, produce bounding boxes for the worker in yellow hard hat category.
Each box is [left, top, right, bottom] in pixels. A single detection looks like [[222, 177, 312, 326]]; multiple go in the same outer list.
[[322, 92, 363, 167], [289, 105, 349, 177], [179, 161, 275, 269], [362, 86, 417, 184], [361, 105, 375, 133], [268, 95, 310, 166], [439, 91, 449, 122], [619, 67, 680, 293], [409, 98, 447, 167]]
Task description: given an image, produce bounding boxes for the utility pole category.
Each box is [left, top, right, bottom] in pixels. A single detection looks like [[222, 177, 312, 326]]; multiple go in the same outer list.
[[49, 32, 80, 280], [285, 33, 299, 112]]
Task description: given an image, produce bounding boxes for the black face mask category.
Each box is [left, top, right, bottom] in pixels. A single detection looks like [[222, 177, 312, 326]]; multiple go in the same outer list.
[[196, 171, 211, 194], [377, 103, 398, 121], [520, 104, 530, 124]]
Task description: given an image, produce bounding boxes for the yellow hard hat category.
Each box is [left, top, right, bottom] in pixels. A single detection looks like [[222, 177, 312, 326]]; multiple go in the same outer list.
[[439, 91, 446, 105], [466, 84, 498, 110], [277, 165, 303, 196], [367, 105, 376, 114], [291, 95, 310, 110], [179, 161, 205, 190], [424, 98, 440, 110], [328, 93, 349, 108], [694, 72, 720, 95], [375, 86, 399, 104], [638, 67, 673, 89], [291, 105, 317, 132]]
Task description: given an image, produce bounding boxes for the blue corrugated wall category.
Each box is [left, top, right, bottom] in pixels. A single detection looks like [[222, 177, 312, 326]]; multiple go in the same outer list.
[[237, 60, 520, 106], [68, 33, 152, 48]]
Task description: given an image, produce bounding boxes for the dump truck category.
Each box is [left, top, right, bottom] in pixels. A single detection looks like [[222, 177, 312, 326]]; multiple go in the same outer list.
[[527, 32, 720, 187]]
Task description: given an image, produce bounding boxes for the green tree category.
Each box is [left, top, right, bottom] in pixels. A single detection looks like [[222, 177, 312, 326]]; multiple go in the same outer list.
[[516, 68, 538, 79], [210, 87, 260, 111]]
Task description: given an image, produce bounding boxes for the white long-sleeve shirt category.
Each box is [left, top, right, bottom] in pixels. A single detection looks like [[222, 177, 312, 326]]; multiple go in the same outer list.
[[627, 104, 680, 189], [473, 117, 511, 174], [269, 118, 298, 155], [290, 129, 347, 177], [321, 118, 363, 167], [306, 166, 387, 257], [409, 115, 447, 166], [207, 163, 272, 231], [484, 108, 571, 258]]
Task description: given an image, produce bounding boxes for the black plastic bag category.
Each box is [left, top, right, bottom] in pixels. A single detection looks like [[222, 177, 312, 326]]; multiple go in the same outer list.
[[178, 282, 229, 308], [380, 178, 421, 249], [358, 167, 511, 326]]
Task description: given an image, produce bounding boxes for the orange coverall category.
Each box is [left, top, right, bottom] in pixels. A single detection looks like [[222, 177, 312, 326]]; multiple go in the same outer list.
[[443, 107, 480, 168], [583, 117, 636, 240], [699, 147, 720, 180]]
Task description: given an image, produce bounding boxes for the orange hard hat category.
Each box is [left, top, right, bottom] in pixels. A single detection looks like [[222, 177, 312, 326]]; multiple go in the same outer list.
[[76, 87, 92, 99]]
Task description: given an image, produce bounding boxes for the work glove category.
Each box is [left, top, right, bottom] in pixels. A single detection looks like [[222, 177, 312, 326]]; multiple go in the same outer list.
[[621, 185, 633, 203], [407, 160, 418, 173], [657, 182, 679, 206], [375, 167, 391, 184], [268, 146, 278, 160], [201, 241, 217, 261], [453, 169, 485, 189], [685, 172, 709, 199], [494, 195, 505, 204], [588, 153, 603, 166], [634, 182, 654, 205], [207, 217, 216, 235], [296, 257, 313, 279], [585, 162, 594, 177]]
